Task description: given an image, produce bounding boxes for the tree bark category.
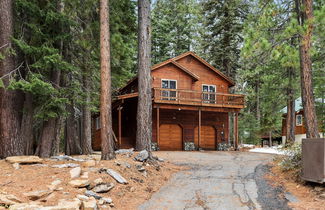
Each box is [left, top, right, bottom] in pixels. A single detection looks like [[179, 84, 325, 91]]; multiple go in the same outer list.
[[295, 0, 320, 138], [81, 73, 93, 154], [0, 0, 24, 158], [65, 104, 81, 155], [136, 0, 152, 153], [286, 67, 296, 145], [100, 0, 115, 160], [21, 93, 34, 155]]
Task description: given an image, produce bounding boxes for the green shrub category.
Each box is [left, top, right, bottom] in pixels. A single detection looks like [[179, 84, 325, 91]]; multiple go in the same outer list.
[[278, 144, 302, 177]]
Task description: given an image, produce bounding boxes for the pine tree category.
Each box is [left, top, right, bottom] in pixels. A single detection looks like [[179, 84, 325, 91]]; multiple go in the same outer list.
[[0, 0, 24, 158], [201, 0, 249, 79], [100, 0, 115, 160], [136, 0, 152, 152], [152, 0, 202, 63]]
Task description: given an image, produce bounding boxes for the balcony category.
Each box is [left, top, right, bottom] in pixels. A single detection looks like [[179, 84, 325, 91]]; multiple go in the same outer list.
[[153, 88, 244, 109]]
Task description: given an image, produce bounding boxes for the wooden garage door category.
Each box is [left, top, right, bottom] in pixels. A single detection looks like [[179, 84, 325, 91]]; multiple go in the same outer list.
[[159, 124, 182, 150], [194, 126, 216, 149]]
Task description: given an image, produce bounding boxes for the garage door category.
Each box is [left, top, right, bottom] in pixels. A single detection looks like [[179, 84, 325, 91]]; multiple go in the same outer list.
[[159, 124, 183, 150], [194, 126, 216, 149]]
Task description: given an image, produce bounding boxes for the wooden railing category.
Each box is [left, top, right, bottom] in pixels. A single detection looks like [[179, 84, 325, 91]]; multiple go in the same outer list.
[[153, 88, 244, 108]]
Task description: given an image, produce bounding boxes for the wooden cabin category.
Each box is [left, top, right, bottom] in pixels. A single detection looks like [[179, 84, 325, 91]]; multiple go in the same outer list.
[[92, 52, 245, 151], [282, 109, 324, 144]]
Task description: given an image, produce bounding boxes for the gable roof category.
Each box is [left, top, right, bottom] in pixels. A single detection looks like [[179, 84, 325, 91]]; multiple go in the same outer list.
[[173, 51, 235, 86], [119, 51, 235, 93]]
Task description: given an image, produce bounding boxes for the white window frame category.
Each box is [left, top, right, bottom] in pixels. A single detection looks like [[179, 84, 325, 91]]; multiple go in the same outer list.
[[202, 84, 216, 104], [161, 79, 177, 100], [296, 114, 303, 126]]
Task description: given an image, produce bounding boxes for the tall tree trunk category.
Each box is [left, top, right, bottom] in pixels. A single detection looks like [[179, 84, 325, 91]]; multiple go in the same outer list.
[[81, 73, 93, 154], [21, 93, 34, 155], [65, 104, 81, 155], [295, 0, 320, 138], [0, 0, 24, 158], [39, 118, 57, 157], [100, 0, 115, 160], [269, 131, 272, 147], [136, 0, 152, 153], [286, 67, 296, 145], [52, 117, 63, 155]]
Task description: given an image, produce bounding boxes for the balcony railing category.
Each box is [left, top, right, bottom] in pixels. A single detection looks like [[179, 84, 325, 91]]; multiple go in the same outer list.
[[153, 88, 244, 108]]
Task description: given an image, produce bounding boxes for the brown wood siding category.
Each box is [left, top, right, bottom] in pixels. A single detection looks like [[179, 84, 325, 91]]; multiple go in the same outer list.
[[282, 110, 307, 136], [159, 124, 183, 150], [176, 55, 230, 93], [194, 126, 216, 149], [152, 63, 193, 90], [152, 108, 228, 149]]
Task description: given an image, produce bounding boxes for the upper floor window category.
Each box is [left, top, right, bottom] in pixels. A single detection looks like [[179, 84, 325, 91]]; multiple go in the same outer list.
[[296, 114, 303, 126], [202, 84, 216, 104], [161, 79, 177, 100]]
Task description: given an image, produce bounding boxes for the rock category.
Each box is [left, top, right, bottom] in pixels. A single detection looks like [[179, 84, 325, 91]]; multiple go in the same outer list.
[[109, 203, 115, 207], [98, 199, 104, 205], [82, 160, 96, 167], [55, 198, 82, 209], [115, 161, 121, 166], [5, 156, 43, 164], [82, 197, 98, 210], [81, 172, 89, 179], [76, 194, 89, 201], [9, 203, 44, 210], [157, 158, 164, 162], [51, 163, 80, 168], [105, 169, 128, 184], [101, 197, 113, 204], [115, 148, 134, 155], [50, 155, 85, 162], [48, 179, 62, 191], [23, 190, 53, 201], [84, 190, 102, 200], [51, 179, 62, 186], [93, 178, 104, 185], [284, 192, 299, 203], [69, 179, 90, 188], [0, 193, 22, 205], [12, 163, 20, 170], [134, 150, 149, 162], [136, 165, 145, 172], [70, 167, 82, 179], [93, 183, 114, 193]]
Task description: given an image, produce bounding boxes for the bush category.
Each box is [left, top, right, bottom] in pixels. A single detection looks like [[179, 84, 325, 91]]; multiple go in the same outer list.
[[278, 144, 302, 177]]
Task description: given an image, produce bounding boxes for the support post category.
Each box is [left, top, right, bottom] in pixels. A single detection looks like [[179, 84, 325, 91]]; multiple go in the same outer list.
[[234, 112, 239, 150], [157, 107, 160, 146], [118, 106, 122, 147], [198, 108, 201, 149]]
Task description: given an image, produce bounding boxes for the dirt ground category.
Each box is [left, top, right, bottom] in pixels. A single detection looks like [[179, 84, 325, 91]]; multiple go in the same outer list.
[[267, 161, 325, 210], [0, 152, 182, 209]]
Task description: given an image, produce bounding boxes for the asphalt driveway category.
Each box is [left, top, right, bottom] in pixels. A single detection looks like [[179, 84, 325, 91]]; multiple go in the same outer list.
[[139, 151, 290, 210]]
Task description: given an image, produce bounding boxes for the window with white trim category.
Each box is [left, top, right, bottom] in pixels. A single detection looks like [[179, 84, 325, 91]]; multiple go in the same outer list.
[[202, 84, 216, 103], [161, 79, 177, 100], [296, 114, 303, 126]]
